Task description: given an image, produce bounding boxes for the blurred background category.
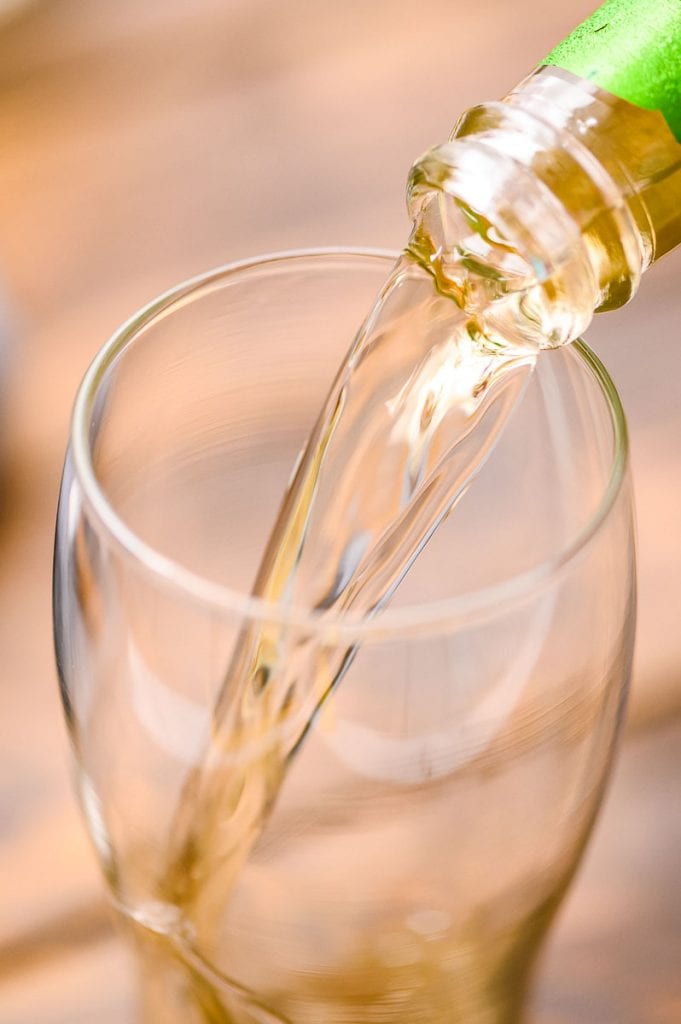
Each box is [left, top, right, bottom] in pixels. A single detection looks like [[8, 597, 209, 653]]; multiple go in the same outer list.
[[0, 1, 678, 1022]]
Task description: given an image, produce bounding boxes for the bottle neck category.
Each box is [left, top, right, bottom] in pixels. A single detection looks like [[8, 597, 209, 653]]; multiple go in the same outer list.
[[406, 67, 681, 351]]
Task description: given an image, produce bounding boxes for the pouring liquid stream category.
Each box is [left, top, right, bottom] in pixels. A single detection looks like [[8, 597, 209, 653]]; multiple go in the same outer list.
[[159, 199, 553, 945], [60, 14, 681, 1015]]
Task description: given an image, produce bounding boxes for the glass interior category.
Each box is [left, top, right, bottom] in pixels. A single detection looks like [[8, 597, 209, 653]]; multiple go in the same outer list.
[[59, 250, 635, 1024], [76, 249, 627, 629]]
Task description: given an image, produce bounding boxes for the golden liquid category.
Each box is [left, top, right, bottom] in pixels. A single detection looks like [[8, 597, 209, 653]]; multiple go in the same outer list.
[[103, 241, 549, 1022], [114, 75, 677, 1023], [98, 241, 571, 1022]]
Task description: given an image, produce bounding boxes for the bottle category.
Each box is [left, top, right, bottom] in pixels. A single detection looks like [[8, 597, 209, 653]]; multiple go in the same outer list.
[[406, 0, 681, 351]]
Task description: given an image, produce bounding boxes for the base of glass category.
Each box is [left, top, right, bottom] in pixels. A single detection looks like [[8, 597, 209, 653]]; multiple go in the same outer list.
[[125, 911, 542, 1024]]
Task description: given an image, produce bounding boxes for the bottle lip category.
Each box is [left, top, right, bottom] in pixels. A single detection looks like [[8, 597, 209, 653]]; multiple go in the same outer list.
[[410, 68, 651, 316], [407, 134, 585, 272], [69, 246, 630, 641], [407, 136, 604, 347]]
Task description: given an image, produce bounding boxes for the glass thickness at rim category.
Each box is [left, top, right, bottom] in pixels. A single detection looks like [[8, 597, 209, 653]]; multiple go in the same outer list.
[[70, 247, 628, 639]]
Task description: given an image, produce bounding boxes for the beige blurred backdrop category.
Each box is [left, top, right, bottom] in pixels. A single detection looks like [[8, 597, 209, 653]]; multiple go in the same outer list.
[[0, 2, 678, 1022]]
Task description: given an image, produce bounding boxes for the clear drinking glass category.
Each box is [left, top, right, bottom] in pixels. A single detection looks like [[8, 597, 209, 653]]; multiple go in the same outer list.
[[54, 249, 635, 1024]]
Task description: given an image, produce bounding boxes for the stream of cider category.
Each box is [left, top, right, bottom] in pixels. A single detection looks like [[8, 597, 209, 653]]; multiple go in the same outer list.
[[158, 245, 538, 948]]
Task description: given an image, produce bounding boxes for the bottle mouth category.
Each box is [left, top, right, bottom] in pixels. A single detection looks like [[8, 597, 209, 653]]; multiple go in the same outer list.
[[70, 247, 629, 642], [407, 138, 601, 351], [408, 68, 651, 332]]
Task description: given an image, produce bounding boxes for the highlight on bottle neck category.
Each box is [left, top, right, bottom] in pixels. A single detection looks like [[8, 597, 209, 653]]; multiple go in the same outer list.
[[542, 0, 681, 144]]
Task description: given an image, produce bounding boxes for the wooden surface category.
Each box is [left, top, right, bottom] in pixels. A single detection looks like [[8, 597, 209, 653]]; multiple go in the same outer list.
[[0, 2, 679, 1021]]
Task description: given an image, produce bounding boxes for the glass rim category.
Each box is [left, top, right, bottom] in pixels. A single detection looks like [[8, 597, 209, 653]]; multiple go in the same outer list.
[[71, 246, 629, 640]]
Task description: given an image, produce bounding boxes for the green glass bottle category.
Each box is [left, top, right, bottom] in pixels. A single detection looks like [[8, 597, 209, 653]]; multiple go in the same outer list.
[[407, 0, 681, 350]]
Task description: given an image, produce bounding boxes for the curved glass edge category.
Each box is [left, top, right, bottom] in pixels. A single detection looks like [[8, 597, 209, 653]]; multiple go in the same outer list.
[[68, 247, 631, 641]]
